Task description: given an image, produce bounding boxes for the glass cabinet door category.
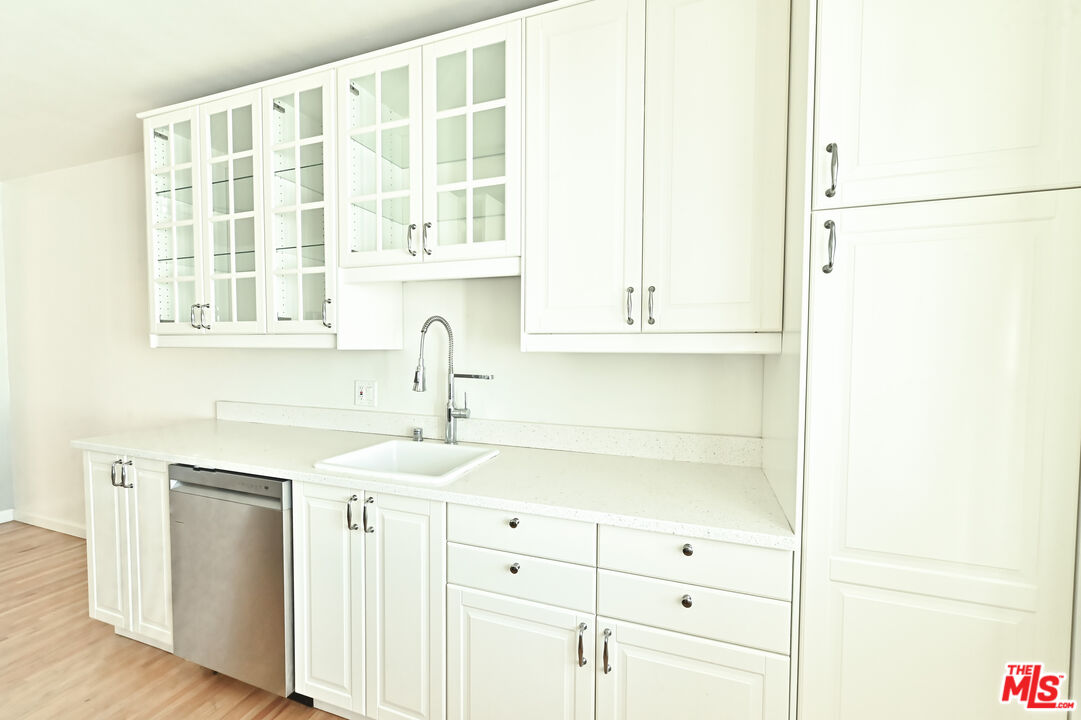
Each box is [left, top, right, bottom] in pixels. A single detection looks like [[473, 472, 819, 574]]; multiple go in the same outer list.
[[264, 71, 336, 333], [422, 22, 522, 262], [201, 91, 265, 333], [338, 49, 423, 268], [147, 108, 202, 334]]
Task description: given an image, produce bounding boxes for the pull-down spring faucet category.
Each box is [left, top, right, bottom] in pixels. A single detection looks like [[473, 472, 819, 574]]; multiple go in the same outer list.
[[412, 316, 492, 444]]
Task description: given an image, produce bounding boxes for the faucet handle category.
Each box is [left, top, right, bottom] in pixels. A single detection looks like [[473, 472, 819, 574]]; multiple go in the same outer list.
[[463, 392, 470, 414], [452, 373, 494, 380]]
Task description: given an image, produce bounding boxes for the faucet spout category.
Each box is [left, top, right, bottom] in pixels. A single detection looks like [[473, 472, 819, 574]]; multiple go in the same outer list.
[[411, 316, 490, 444]]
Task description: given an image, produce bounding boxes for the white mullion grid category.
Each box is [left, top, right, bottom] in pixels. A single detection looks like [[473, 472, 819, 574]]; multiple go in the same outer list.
[[293, 92, 304, 322], [375, 69, 384, 252], [434, 98, 505, 120], [466, 49, 475, 246]]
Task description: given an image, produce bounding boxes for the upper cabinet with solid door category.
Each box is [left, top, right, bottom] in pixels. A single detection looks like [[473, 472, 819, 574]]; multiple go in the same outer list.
[[522, 0, 790, 353], [813, 0, 1081, 210], [338, 23, 522, 282]]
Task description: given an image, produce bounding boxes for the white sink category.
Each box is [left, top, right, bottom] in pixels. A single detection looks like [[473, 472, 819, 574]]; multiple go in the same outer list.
[[314, 440, 498, 486]]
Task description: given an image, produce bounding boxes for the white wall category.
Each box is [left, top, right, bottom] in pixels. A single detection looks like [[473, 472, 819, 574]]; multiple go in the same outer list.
[[0, 186, 13, 513], [1, 153, 764, 533]]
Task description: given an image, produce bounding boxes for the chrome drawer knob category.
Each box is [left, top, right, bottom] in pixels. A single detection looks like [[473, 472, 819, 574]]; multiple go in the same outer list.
[[682, 543, 693, 557], [681, 594, 693, 608], [509, 517, 520, 528], [510, 563, 520, 574]]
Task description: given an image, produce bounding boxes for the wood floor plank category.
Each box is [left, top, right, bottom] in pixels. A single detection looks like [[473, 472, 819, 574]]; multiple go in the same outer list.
[[0, 522, 341, 720]]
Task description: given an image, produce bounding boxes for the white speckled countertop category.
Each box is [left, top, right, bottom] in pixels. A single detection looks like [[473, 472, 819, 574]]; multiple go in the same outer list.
[[71, 419, 796, 550]]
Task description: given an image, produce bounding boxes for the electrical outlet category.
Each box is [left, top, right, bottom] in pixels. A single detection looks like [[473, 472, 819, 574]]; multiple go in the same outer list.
[[354, 380, 377, 408]]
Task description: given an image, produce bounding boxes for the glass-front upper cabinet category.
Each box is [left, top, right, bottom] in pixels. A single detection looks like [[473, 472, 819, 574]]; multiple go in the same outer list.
[[338, 49, 423, 268], [146, 107, 202, 334], [201, 90, 265, 333], [422, 22, 521, 262], [263, 71, 336, 333]]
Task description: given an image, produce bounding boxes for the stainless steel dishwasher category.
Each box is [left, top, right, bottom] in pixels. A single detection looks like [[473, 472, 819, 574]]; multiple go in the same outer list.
[[169, 465, 293, 697]]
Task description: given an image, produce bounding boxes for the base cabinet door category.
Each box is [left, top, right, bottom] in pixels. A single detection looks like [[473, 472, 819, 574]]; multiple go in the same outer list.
[[293, 483, 366, 713], [85, 453, 130, 628], [596, 618, 789, 720], [364, 493, 445, 720], [84, 452, 172, 647], [447, 587, 594, 720], [126, 459, 173, 647], [800, 191, 1081, 719]]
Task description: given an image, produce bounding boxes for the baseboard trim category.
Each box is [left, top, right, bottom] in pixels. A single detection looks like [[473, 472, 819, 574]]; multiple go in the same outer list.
[[14, 510, 86, 539], [0, 509, 13, 524]]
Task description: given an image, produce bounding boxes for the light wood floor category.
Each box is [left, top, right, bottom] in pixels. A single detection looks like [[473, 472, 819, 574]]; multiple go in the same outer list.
[[0, 521, 340, 719]]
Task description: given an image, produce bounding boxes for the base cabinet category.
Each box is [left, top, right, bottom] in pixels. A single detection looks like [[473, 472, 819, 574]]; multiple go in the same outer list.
[[293, 482, 366, 712], [447, 587, 594, 720], [293, 484, 445, 720], [596, 619, 790, 720], [84, 452, 172, 649]]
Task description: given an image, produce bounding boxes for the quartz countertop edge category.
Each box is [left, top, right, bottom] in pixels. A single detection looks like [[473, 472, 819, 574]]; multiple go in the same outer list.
[[71, 419, 797, 551]]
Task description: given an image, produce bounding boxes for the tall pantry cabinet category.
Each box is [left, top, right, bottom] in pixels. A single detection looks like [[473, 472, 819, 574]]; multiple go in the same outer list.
[[799, 1, 1081, 719]]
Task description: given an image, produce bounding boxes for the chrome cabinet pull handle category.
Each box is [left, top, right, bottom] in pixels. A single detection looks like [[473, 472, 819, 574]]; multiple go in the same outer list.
[[322, 298, 332, 329], [625, 287, 634, 325], [509, 517, 520, 529], [825, 143, 839, 198], [577, 623, 588, 667], [199, 303, 211, 330], [121, 460, 134, 489], [822, 220, 837, 274], [509, 562, 520, 575], [189, 304, 199, 329], [682, 543, 693, 557], [362, 496, 375, 533], [406, 223, 418, 256], [110, 460, 120, 487], [422, 222, 432, 255], [681, 594, 693, 608], [602, 629, 612, 674], [346, 494, 359, 530], [647, 286, 656, 325]]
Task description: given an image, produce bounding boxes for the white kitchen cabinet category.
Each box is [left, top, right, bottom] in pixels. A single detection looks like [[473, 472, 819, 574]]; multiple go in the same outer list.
[[292, 482, 366, 713], [522, 0, 788, 353], [799, 190, 1081, 719], [338, 23, 522, 282], [263, 72, 337, 334], [338, 49, 424, 270], [364, 492, 445, 720], [447, 587, 594, 720], [813, 0, 1081, 210], [84, 452, 172, 649], [523, 0, 645, 336], [201, 90, 266, 333], [596, 618, 790, 720], [145, 107, 202, 335], [642, 0, 788, 334]]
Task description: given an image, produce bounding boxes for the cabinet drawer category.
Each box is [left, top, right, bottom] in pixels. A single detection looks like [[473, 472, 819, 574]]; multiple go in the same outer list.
[[448, 543, 596, 613], [598, 570, 790, 654], [448, 504, 595, 565], [598, 525, 792, 600]]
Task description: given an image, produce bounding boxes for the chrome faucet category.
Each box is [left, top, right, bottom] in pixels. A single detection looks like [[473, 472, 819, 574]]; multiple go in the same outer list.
[[412, 315, 492, 444]]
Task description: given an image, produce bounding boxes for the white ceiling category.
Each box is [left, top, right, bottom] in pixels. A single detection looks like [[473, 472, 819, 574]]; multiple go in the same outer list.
[[0, 0, 548, 181]]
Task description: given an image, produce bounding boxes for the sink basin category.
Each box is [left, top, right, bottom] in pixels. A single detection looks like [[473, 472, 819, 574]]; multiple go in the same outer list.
[[314, 440, 498, 486]]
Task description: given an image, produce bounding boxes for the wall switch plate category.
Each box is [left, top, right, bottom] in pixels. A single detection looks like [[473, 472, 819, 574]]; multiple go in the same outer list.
[[354, 381, 377, 408]]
